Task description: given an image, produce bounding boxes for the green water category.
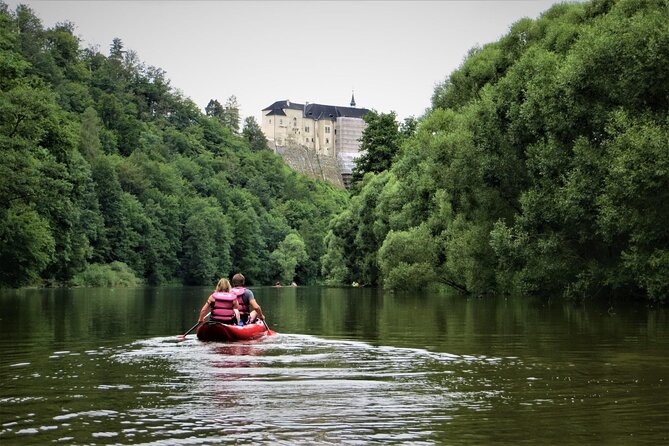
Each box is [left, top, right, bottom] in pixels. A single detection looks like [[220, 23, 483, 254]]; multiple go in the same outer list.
[[0, 286, 667, 444]]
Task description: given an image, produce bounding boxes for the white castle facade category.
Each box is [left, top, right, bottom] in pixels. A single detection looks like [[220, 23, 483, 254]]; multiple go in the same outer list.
[[260, 96, 369, 185]]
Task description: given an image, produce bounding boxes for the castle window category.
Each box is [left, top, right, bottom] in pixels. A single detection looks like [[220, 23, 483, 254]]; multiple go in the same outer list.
[[305, 126, 310, 133], [280, 119, 283, 125], [269, 119, 272, 124], [325, 126, 331, 133], [293, 117, 297, 127], [326, 138, 329, 144]]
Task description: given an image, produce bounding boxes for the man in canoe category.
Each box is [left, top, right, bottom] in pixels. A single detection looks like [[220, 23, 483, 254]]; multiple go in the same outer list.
[[231, 273, 265, 324]]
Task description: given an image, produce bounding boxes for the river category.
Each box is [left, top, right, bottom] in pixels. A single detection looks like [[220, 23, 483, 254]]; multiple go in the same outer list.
[[0, 286, 667, 444]]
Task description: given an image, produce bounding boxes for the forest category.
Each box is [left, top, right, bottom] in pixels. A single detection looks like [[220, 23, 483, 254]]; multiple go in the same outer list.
[[322, 0, 669, 303], [2, 0, 667, 304], [0, 3, 348, 288]]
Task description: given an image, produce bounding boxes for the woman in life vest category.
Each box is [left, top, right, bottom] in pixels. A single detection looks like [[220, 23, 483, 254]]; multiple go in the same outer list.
[[198, 278, 240, 324], [230, 273, 265, 324]]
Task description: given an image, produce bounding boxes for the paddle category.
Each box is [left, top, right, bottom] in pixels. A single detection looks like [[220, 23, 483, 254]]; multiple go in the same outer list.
[[177, 312, 210, 341], [261, 318, 277, 336]]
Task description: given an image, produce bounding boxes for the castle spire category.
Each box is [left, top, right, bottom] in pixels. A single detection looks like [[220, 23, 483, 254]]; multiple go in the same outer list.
[[350, 90, 356, 107]]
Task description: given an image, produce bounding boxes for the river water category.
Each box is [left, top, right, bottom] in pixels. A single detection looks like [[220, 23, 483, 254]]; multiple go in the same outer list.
[[0, 286, 667, 444]]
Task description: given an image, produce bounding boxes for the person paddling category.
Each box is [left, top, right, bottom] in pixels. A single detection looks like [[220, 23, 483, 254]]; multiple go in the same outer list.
[[198, 278, 240, 325], [230, 273, 265, 324]]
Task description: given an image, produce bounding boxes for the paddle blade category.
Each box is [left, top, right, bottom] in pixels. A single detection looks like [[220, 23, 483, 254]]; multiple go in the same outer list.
[[177, 320, 204, 341], [262, 320, 277, 336]]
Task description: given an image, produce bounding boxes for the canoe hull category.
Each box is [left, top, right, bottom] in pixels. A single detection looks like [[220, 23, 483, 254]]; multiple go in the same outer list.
[[196, 320, 267, 342]]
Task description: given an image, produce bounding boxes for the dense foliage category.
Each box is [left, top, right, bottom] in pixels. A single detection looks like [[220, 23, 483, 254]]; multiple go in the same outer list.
[[0, 3, 347, 287], [350, 111, 417, 189], [323, 0, 669, 303]]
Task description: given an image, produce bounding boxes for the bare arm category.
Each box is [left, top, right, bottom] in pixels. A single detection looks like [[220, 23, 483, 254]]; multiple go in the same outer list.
[[198, 297, 213, 322], [233, 299, 240, 323], [250, 299, 265, 320]]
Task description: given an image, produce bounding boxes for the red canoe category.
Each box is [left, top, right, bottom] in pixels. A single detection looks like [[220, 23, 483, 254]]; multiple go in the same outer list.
[[196, 320, 268, 342]]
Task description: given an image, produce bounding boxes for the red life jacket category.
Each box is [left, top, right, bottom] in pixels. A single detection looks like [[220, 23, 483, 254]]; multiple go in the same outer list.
[[210, 291, 236, 323], [231, 287, 249, 315]]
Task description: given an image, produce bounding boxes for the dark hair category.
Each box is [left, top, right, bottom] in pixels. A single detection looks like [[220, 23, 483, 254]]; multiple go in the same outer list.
[[232, 273, 245, 287]]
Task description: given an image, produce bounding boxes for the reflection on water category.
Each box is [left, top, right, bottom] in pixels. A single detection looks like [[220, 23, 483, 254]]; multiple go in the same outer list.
[[0, 287, 667, 444], [0, 331, 506, 444]]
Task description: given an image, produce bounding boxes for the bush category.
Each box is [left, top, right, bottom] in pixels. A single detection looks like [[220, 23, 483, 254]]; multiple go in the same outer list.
[[71, 261, 143, 287]]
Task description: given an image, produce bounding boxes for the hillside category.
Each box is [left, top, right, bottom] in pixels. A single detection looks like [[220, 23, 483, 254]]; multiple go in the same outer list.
[[0, 3, 348, 287], [322, 0, 669, 302]]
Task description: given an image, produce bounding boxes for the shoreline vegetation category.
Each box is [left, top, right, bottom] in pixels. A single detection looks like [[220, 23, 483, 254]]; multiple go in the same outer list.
[[321, 0, 669, 304], [1, 0, 667, 304], [0, 2, 347, 289]]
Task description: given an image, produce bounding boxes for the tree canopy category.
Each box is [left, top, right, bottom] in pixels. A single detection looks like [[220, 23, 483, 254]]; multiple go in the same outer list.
[[350, 111, 416, 189], [0, 3, 347, 288], [323, 0, 669, 303]]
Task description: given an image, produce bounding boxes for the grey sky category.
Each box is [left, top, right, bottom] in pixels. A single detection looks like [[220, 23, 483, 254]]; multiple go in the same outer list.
[[7, 0, 562, 122]]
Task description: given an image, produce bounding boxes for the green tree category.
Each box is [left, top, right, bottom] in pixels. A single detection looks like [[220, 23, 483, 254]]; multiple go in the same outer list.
[[378, 225, 438, 291], [328, 0, 669, 304], [180, 202, 231, 285], [242, 116, 268, 152], [400, 116, 418, 139], [270, 232, 308, 283], [0, 205, 55, 287], [321, 227, 351, 285], [226, 190, 265, 281], [90, 156, 129, 263], [222, 95, 240, 133], [350, 110, 402, 188], [78, 106, 102, 160], [0, 4, 348, 289], [322, 172, 389, 287], [205, 99, 223, 119], [596, 112, 669, 301]]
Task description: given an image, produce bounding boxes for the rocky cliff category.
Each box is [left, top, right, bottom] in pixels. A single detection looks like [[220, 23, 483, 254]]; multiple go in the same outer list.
[[273, 142, 345, 189]]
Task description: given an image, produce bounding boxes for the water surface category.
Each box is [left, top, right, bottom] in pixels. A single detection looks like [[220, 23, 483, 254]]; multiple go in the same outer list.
[[0, 287, 667, 444]]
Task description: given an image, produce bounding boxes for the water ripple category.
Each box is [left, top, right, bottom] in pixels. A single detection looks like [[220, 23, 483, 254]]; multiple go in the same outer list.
[[7, 332, 657, 444], [98, 334, 505, 443]]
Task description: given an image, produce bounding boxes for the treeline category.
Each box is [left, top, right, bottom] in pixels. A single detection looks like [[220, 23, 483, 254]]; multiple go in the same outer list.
[[0, 3, 347, 288], [323, 0, 669, 303]]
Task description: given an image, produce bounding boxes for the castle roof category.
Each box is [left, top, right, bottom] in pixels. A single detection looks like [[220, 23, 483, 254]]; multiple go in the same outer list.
[[304, 103, 368, 120], [265, 109, 287, 116], [262, 99, 369, 121], [262, 100, 304, 113]]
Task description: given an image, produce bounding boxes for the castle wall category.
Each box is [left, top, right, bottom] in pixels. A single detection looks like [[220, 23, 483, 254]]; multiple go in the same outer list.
[[261, 100, 368, 189], [273, 142, 345, 189], [335, 116, 366, 175]]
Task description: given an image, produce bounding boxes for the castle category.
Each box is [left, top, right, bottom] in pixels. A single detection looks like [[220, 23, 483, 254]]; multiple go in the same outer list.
[[261, 95, 370, 187]]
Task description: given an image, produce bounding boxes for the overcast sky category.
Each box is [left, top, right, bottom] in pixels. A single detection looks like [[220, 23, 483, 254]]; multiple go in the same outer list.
[[7, 0, 563, 122]]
